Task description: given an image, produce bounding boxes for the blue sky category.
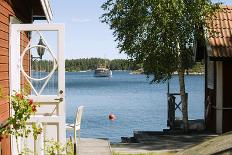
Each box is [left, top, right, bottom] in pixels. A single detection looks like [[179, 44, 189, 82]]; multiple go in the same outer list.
[[50, 0, 125, 60], [50, 0, 232, 60]]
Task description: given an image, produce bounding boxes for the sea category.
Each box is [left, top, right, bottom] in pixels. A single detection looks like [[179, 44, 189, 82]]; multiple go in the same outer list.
[[65, 71, 204, 142], [34, 71, 204, 142]]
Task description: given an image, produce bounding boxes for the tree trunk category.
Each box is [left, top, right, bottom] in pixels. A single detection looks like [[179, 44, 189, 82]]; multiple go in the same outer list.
[[178, 69, 188, 131]]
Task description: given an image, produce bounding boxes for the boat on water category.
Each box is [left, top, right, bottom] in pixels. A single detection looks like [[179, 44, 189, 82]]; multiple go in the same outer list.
[[94, 65, 112, 77]]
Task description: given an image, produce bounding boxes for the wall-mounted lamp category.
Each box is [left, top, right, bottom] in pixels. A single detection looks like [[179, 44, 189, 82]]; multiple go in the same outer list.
[[37, 37, 45, 59], [31, 37, 46, 62]]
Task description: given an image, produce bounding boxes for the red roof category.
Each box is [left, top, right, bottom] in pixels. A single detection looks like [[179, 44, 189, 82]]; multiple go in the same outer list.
[[207, 6, 232, 58]]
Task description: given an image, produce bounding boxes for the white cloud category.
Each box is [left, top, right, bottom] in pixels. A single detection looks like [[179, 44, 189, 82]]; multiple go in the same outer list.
[[71, 17, 92, 23]]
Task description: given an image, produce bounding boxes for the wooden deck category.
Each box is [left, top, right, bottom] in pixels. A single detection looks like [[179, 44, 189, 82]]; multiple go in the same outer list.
[[77, 138, 112, 155]]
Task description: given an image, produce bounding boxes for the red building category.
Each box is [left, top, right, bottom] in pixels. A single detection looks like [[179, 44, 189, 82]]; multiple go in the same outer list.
[[0, 0, 51, 154], [196, 6, 232, 134]]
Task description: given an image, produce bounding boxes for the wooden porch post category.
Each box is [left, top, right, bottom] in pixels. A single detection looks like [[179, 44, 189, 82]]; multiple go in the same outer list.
[[216, 61, 223, 134]]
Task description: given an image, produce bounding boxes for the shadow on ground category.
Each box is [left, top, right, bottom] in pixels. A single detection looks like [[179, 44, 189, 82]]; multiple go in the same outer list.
[[111, 134, 217, 154]]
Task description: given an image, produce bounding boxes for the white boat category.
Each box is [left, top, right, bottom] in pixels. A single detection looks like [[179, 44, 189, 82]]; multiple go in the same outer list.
[[94, 65, 112, 77]]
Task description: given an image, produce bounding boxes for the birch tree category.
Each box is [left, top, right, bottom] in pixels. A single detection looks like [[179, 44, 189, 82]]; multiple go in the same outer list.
[[101, 0, 219, 131]]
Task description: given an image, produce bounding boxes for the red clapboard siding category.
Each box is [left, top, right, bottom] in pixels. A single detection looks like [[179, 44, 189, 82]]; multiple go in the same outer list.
[[0, 72, 8, 80], [0, 0, 32, 154], [0, 3, 12, 15], [0, 22, 8, 33], [21, 36, 30, 44], [0, 2, 11, 154], [0, 130, 9, 154], [1, 137, 10, 155], [1, 87, 9, 97], [0, 38, 8, 48], [0, 55, 8, 64], [0, 13, 8, 25], [0, 0, 15, 15], [0, 102, 8, 114], [0, 98, 8, 106], [0, 79, 9, 88], [0, 64, 8, 72], [0, 30, 8, 41], [0, 109, 9, 122], [0, 47, 8, 57], [23, 55, 29, 62]]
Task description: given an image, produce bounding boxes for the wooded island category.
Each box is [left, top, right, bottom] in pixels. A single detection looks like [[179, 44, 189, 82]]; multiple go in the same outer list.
[[32, 58, 204, 74]]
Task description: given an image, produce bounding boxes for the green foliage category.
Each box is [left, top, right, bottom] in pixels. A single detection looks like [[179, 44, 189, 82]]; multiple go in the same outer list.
[[32, 123, 43, 140], [14, 138, 74, 155], [23, 83, 32, 95], [0, 92, 37, 137], [66, 139, 74, 155], [66, 58, 139, 71], [20, 147, 33, 155], [44, 139, 74, 155], [32, 60, 54, 72], [188, 62, 205, 74], [66, 58, 108, 71], [32, 58, 140, 72], [101, 0, 220, 130], [0, 92, 40, 154], [44, 139, 65, 155], [101, 0, 220, 83]]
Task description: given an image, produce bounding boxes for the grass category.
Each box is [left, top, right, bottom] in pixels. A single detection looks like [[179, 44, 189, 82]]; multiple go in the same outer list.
[[113, 152, 174, 155]]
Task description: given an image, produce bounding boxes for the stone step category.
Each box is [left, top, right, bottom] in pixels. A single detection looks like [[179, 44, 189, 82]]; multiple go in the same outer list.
[[77, 138, 112, 155], [113, 133, 218, 154], [120, 130, 216, 143]]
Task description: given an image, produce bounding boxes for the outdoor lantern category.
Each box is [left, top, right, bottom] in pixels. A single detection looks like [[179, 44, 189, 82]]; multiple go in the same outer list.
[[37, 37, 45, 59]]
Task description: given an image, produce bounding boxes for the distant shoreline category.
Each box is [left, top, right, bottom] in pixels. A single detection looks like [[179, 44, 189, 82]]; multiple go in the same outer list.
[[65, 70, 205, 75], [130, 70, 204, 75]]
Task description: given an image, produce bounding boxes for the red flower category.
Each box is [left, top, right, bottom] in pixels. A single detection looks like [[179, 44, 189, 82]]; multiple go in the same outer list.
[[16, 93, 20, 98], [16, 93, 24, 99], [28, 99, 33, 105], [32, 104, 37, 112]]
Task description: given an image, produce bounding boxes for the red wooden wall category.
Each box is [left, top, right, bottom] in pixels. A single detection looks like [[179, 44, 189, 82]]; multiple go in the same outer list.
[[0, 1, 13, 154], [0, 0, 32, 154]]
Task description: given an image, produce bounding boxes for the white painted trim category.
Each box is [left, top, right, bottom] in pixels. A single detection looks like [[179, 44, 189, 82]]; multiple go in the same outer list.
[[21, 45, 57, 81], [9, 24, 21, 155], [9, 24, 66, 154], [216, 61, 223, 134], [9, 17, 22, 155], [40, 0, 53, 22], [29, 95, 60, 103], [28, 116, 65, 123], [57, 23, 66, 144], [11, 23, 63, 31], [35, 123, 44, 155]]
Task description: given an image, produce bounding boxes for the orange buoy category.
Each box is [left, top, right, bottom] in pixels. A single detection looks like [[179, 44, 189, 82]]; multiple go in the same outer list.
[[109, 113, 116, 121]]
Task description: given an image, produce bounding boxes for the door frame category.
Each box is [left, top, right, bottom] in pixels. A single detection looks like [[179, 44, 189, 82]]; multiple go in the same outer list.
[[9, 23, 65, 154]]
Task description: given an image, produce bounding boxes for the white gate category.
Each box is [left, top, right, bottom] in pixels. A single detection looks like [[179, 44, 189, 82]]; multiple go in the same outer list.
[[10, 24, 65, 154]]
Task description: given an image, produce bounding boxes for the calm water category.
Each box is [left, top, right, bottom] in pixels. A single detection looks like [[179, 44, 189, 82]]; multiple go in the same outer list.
[[64, 71, 204, 142]]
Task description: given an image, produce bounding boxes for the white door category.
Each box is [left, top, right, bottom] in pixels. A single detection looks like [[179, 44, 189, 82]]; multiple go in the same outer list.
[[10, 24, 65, 154]]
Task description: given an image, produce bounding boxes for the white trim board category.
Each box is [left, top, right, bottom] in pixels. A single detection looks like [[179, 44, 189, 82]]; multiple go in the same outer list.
[[40, 0, 53, 22]]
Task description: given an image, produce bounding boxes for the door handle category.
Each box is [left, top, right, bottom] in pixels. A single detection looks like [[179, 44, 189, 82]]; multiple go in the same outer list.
[[54, 97, 63, 102], [59, 90, 63, 94]]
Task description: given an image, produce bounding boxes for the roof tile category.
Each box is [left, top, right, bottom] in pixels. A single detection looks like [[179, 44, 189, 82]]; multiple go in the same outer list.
[[207, 5, 232, 58]]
